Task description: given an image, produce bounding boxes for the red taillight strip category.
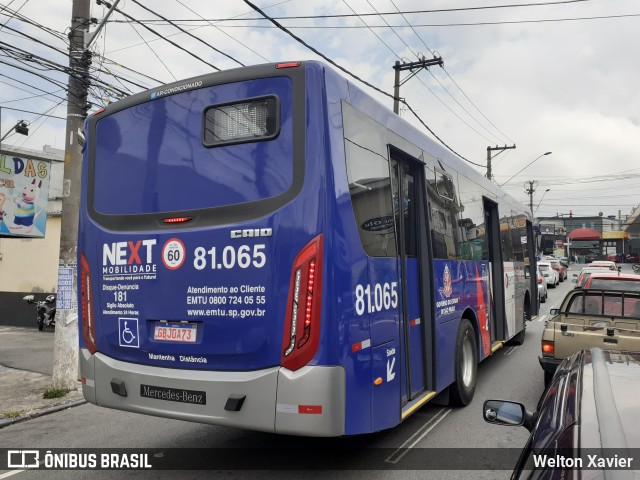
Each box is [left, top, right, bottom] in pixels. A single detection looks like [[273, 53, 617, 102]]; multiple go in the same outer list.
[[281, 234, 323, 371], [162, 216, 192, 224], [284, 268, 302, 357], [80, 253, 97, 354], [275, 62, 301, 69]]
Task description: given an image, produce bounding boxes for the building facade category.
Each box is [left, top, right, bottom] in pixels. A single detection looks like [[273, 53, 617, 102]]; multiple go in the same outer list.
[[0, 144, 63, 326]]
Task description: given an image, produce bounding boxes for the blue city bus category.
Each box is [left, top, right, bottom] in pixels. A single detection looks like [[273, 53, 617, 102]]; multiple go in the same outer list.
[[78, 61, 537, 436]]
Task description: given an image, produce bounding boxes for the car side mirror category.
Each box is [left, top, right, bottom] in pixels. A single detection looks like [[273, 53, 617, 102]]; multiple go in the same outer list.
[[483, 400, 536, 432], [550, 308, 559, 315]]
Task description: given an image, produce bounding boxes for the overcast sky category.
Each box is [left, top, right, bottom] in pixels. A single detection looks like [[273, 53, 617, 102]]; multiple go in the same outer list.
[[1, 0, 639, 219]]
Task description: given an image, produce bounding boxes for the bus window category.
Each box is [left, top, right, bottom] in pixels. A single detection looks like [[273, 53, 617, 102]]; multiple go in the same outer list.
[[510, 214, 527, 262], [343, 105, 397, 257], [428, 165, 463, 259], [457, 173, 489, 261]]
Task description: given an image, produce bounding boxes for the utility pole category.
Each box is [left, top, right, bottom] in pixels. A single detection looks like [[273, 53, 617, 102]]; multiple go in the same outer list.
[[486, 144, 516, 180], [525, 180, 538, 219], [53, 0, 91, 389], [393, 56, 443, 115]]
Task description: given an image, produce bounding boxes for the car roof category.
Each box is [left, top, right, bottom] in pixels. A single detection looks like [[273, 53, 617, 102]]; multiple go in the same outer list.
[[578, 349, 640, 449], [590, 261, 616, 266], [585, 272, 640, 280]]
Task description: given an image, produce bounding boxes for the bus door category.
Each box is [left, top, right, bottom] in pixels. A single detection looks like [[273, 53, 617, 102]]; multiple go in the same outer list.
[[483, 198, 506, 343], [526, 220, 539, 317], [390, 152, 431, 402]]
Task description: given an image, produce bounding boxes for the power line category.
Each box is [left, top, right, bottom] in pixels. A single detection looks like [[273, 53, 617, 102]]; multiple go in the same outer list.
[[130, 0, 244, 66], [441, 68, 515, 145], [346, 0, 498, 146], [115, 1, 594, 23], [175, 0, 270, 63], [384, 0, 514, 146], [0, 106, 65, 120], [242, 0, 475, 165], [127, 20, 177, 81], [1, 11, 160, 92], [108, 1, 221, 72], [180, 13, 640, 29]]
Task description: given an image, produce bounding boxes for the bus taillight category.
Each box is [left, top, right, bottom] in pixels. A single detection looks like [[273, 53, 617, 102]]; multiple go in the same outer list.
[[282, 235, 323, 371], [80, 253, 97, 354]]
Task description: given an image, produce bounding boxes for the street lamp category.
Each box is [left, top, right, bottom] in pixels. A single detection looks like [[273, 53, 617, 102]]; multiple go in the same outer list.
[[534, 189, 551, 217], [501, 151, 552, 186], [0, 120, 29, 143]]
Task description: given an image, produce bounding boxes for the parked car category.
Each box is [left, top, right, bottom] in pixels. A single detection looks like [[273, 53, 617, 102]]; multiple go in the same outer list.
[[627, 253, 639, 263], [539, 287, 640, 386], [483, 348, 640, 479], [537, 262, 559, 288], [544, 258, 567, 282], [536, 267, 548, 304]]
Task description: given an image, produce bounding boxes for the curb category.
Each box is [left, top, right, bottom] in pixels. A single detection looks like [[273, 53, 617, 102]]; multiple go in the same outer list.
[[0, 399, 87, 429]]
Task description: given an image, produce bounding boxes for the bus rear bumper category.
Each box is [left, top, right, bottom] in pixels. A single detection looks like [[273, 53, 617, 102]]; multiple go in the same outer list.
[[79, 349, 345, 436]]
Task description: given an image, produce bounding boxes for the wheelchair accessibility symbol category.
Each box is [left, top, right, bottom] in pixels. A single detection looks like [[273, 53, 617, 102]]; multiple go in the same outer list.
[[119, 318, 139, 348]]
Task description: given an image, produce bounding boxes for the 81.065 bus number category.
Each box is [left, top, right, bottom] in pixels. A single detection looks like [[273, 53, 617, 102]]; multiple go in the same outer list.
[[355, 282, 398, 315], [193, 244, 266, 270]]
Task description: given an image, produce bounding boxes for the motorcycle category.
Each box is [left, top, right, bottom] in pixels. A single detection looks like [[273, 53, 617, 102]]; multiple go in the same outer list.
[[23, 294, 57, 331]]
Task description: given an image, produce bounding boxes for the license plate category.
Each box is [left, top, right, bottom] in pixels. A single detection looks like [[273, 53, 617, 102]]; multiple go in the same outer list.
[[140, 384, 206, 405], [153, 322, 197, 343]]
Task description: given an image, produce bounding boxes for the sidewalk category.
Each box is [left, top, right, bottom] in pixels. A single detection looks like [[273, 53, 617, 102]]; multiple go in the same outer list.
[[0, 326, 85, 427]]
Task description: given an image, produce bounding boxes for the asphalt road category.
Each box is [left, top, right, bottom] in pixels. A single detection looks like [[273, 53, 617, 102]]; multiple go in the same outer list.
[[0, 264, 585, 479]]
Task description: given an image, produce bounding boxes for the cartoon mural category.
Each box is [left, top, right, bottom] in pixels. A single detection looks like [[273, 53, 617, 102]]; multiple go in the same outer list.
[[0, 154, 51, 237]]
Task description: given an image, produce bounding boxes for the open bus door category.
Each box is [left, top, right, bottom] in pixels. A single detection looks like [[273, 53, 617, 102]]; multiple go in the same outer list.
[[483, 198, 507, 344], [389, 149, 435, 411], [526, 220, 539, 317]]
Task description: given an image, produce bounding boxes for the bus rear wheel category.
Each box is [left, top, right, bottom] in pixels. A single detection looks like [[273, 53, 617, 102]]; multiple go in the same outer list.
[[449, 319, 477, 406]]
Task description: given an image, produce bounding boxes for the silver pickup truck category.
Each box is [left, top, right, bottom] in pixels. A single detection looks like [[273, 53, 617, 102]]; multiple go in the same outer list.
[[539, 288, 640, 386]]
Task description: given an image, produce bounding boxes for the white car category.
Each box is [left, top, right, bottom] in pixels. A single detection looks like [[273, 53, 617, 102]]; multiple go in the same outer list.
[[536, 267, 548, 303], [589, 260, 617, 271], [538, 262, 559, 288]]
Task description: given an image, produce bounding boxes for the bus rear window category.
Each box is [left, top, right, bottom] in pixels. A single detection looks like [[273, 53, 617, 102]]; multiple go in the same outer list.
[[92, 77, 293, 216]]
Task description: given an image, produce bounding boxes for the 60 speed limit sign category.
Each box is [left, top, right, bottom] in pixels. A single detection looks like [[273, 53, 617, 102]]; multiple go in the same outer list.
[[162, 238, 186, 270]]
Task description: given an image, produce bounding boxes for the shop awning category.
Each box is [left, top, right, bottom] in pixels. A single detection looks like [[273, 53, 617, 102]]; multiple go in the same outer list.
[[568, 228, 601, 241], [602, 231, 629, 240]]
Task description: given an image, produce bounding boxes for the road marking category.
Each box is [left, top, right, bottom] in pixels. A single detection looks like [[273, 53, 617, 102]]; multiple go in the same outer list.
[[0, 471, 24, 479], [504, 346, 518, 356], [385, 408, 452, 464], [537, 314, 547, 323]]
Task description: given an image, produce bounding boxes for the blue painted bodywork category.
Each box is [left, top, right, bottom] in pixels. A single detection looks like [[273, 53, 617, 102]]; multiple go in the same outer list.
[[79, 61, 528, 436]]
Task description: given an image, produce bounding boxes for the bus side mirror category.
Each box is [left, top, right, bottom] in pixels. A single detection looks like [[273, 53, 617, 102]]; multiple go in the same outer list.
[[524, 265, 530, 279]]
